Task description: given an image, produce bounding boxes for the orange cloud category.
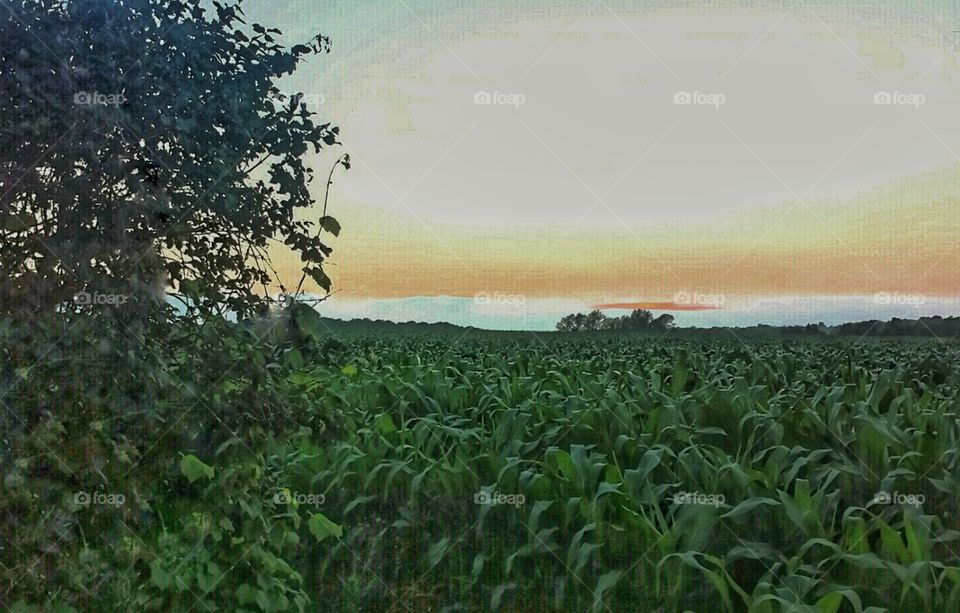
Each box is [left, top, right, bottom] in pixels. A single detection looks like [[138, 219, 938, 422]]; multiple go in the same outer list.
[[268, 165, 960, 300]]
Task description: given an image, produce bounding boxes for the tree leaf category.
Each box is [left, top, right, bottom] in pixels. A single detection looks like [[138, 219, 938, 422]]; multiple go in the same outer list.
[[308, 512, 342, 542], [319, 216, 341, 237], [306, 267, 332, 292], [180, 454, 214, 483]]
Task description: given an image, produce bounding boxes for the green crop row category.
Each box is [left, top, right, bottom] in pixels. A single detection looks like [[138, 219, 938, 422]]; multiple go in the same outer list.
[[2, 311, 960, 611]]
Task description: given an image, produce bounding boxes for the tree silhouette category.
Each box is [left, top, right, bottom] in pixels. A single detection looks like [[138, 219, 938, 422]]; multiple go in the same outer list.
[[0, 0, 342, 318], [555, 308, 675, 332]]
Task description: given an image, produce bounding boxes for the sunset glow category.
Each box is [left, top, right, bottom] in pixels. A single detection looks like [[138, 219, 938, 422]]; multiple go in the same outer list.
[[248, 0, 960, 327]]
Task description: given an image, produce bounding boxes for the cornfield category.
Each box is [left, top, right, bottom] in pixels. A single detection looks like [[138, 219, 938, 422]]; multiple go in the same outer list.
[[4, 322, 960, 612], [300, 334, 960, 611]]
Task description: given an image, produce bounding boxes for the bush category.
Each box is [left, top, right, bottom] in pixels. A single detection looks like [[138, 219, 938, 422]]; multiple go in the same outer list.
[[0, 307, 341, 610]]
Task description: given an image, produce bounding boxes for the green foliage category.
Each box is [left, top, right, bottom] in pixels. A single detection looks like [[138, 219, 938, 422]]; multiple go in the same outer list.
[[307, 513, 342, 543], [0, 0, 342, 317], [298, 332, 960, 611], [4, 314, 960, 611], [180, 455, 215, 483], [0, 309, 342, 610], [556, 309, 675, 332]]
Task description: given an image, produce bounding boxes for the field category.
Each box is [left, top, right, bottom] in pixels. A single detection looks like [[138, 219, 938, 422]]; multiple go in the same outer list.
[[4, 316, 960, 611]]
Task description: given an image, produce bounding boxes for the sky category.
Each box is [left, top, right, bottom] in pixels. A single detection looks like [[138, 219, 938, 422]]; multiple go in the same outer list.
[[248, 0, 960, 329]]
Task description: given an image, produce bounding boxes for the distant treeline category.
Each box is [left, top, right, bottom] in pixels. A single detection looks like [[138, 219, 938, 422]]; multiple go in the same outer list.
[[315, 316, 479, 336], [310, 312, 960, 338], [717, 316, 960, 338], [555, 309, 675, 332], [555, 310, 960, 338]]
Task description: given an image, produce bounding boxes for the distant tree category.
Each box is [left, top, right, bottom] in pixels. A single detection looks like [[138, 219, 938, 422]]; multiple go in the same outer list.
[[652, 313, 675, 331], [556, 313, 579, 332], [0, 0, 343, 318], [601, 316, 621, 331], [555, 308, 675, 333], [622, 309, 654, 330], [557, 310, 960, 338], [584, 309, 607, 331]]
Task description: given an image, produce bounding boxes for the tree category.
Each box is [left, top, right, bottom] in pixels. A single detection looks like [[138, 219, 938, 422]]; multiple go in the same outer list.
[[584, 309, 607, 331], [652, 313, 675, 331], [622, 309, 654, 331], [601, 316, 622, 331], [556, 313, 580, 332], [0, 0, 343, 318], [555, 308, 675, 333]]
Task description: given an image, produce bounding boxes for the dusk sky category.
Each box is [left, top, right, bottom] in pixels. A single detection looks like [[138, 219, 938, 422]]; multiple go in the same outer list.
[[253, 0, 960, 329]]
